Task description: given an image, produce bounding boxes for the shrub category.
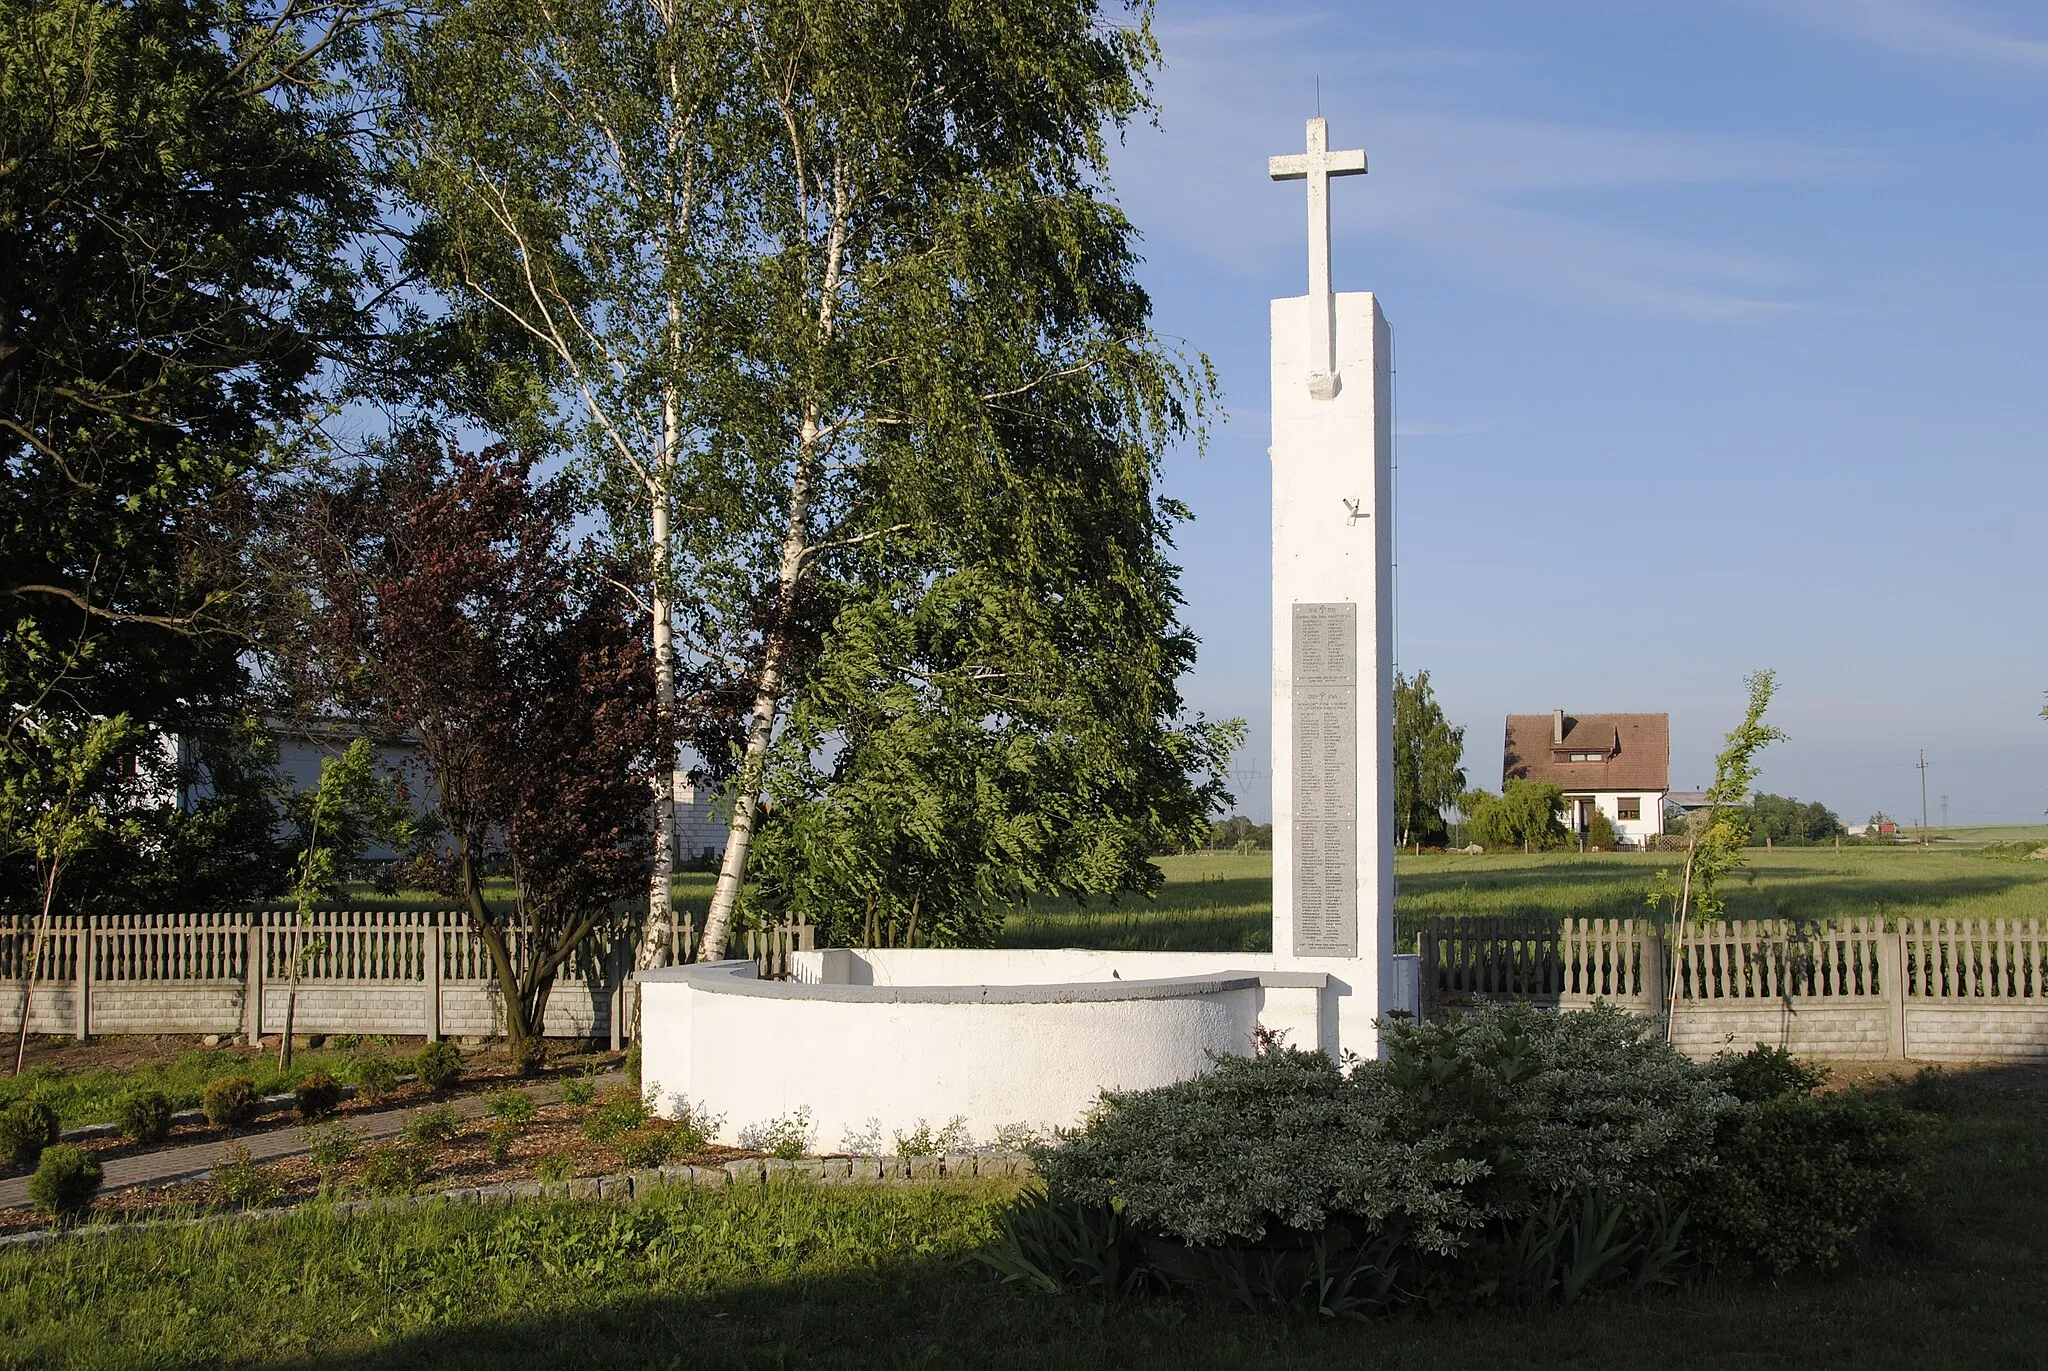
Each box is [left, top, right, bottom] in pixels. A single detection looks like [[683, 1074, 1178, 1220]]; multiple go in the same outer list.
[[357, 1142, 431, 1196], [739, 1108, 813, 1161], [302, 1121, 360, 1190], [1693, 1090, 1918, 1274], [401, 1104, 461, 1146], [294, 1072, 345, 1121], [508, 1037, 547, 1077], [1038, 1003, 1734, 1251], [893, 1117, 967, 1158], [1708, 1044, 1828, 1104], [349, 1054, 403, 1102], [414, 1041, 463, 1093], [1, 1099, 62, 1169], [581, 1086, 651, 1145], [535, 1149, 576, 1182], [486, 1121, 518, 1166], [211, 1143, 274, 1209], [115, 1090, 175, 1145], [561, 1072, 597, 1107], [617, 1123, 676, 1168], [665, 1102, 718, 1157], [27, 1145, 103, 1219], [202, 1076, 262, 1130], [625, 1043, 641, 1088], [484, 1089, 537, 1126]]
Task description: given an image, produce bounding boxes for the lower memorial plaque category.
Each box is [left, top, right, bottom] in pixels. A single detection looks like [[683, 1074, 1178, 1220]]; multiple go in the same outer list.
[[1291, 603, 1357, 957]]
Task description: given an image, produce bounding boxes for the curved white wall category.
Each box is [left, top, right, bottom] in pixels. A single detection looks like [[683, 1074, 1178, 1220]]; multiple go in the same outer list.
[[637, 950, 1420, 1152], [638, 958, 1326, 1150]]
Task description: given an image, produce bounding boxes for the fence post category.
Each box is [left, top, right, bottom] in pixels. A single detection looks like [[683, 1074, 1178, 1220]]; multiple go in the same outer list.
[[1641, 920, 1666, 1023], [74, 916, 91, 1040], [243, 913, 265, 1043], [1417, 926, 1435, 1022], [425, 911, 443, 1043], [1882, 923, 1907, 1060], [608, 941, 624, 1052]]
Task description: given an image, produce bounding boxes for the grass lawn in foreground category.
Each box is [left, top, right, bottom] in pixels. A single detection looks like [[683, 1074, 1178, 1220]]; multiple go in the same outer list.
[[1, 1070, 2043, 1371], [1000, 847, 2048, 953]]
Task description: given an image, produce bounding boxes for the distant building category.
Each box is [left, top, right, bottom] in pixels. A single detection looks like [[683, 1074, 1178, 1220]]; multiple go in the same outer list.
[[1503, 709, 1670, 848], [673, 776, 730, 868]]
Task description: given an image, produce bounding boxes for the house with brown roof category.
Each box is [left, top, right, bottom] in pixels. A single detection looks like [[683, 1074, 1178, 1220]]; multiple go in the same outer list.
[[1502, 709, 1670, 848]]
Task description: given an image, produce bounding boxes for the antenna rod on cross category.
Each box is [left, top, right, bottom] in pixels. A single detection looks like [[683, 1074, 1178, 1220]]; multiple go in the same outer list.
[[1269, 117, 1366, 400]]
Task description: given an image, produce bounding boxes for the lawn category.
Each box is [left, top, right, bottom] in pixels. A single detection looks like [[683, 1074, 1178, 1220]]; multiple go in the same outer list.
[[0, 1041, 419, 1129], [999, 847, 2048, 953], [1, 1070, 2043, 1370]]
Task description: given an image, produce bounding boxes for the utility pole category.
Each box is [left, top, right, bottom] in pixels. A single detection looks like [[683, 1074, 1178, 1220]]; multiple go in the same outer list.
[[1917, 750, 1931, 846]]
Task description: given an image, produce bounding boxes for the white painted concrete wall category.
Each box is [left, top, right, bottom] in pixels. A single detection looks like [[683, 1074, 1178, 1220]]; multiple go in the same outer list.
[[636, 950, 1422, 1148]]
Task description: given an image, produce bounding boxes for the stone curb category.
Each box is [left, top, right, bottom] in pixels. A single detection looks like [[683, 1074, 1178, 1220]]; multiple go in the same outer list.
[[0, 1151, 1034, 1251]]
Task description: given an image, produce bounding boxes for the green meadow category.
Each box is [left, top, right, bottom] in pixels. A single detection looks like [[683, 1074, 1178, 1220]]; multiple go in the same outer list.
[[999, 844, 2048, 953]]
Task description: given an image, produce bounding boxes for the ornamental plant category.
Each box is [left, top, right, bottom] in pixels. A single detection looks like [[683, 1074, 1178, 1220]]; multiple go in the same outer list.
[[413, 1042, 462, 1093], [27, 1145, 102, 1219], [115, 1090, 174, 1145], [202, 1076, 261, 1130], [1, 1098, 61, 1169], [294, 1072, 344, 1121]]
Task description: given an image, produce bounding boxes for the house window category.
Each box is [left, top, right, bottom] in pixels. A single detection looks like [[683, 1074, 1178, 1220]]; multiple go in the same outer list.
[[1617, 797, 1641, 820], [1568, 752, 1605, 762]]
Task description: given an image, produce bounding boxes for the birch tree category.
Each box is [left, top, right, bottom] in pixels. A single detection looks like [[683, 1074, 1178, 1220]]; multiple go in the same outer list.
[[682, 0, 1223, 958], [378, 0, 742, 971]]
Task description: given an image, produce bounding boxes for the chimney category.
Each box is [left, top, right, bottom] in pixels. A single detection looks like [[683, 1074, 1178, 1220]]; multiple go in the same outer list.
[[1552, 709, 1565, 745]]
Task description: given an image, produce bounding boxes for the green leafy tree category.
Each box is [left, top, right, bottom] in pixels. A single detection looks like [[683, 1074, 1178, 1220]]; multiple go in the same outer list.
[[380, 0, 1228, 961], [681, 0, 1222, 958], [275, 740, 428, 1068], [1748, 793, 1843, 846], [1653, 670, 1784, 1041], [2, 0, 381, 910], [1461, 780, 1568, 853], [374, 0, 747, 972], [1393, 669, 1466, 848], [4, 712, 137, 1073]]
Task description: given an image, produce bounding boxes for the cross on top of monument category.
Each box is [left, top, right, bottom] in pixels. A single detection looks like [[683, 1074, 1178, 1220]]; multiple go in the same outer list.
[[1269, 117, 1366, 400]]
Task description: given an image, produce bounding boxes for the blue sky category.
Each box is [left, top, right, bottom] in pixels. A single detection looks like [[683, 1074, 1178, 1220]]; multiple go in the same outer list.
[[1113, 0, 2048, 825]]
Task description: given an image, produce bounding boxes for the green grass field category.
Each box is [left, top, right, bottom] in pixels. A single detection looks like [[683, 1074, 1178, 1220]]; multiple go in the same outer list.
[[0, 1043, 424, 1129], [998, 846, 2048, 953], [2, 1075, 2043, 1370]]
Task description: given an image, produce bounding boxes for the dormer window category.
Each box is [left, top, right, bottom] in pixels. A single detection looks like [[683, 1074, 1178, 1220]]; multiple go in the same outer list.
[[1567, 751, 1606, 762]]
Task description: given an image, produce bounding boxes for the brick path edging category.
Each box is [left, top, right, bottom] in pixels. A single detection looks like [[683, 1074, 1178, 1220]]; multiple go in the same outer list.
[[0, 1151, 1036, 1252]]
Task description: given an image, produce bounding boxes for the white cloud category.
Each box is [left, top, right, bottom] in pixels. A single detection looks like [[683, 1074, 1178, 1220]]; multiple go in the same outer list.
[[1109, 20, 1875, 318], [1756, 0, 2048, 68]]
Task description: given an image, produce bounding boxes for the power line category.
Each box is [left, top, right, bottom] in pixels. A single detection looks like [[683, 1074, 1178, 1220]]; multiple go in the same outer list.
[[1917, 750, 1931, 846]]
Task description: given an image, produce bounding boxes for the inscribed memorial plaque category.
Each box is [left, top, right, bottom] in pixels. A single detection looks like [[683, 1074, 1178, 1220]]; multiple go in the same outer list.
[[1291, 603, 1358, 957]]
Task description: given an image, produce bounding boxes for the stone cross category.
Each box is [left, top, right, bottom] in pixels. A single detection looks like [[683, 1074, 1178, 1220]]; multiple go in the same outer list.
[[1268, 117, 1366, 400]]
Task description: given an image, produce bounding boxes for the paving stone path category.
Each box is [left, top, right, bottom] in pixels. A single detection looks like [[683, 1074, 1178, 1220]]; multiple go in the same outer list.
[[0, 1075, 620, 1212]]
